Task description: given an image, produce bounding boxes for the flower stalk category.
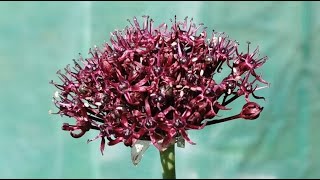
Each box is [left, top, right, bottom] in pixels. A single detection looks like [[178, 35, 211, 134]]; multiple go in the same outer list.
[[160, 143, 176, 179]]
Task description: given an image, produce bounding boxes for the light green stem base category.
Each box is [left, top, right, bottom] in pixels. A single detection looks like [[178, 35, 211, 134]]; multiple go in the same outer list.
[[159, 143, 176, 179]]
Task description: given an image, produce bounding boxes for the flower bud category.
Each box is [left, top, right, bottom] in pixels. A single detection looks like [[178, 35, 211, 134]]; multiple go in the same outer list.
[[240, 102, 263, 120]]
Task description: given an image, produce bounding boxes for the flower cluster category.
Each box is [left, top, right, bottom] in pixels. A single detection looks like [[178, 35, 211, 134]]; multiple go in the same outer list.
[[50, 16, 268, 154]]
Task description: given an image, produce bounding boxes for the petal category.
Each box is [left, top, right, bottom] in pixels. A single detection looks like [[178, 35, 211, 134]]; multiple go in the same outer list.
[[250, 70, 268, 84], [162, 76, 175, 83], [144, 97, 152, 116], [110, 38, 122, 51], [102, 60, 112, 73], [162, 106, 175, 115], [180, 130, 196, 145], [124, 92, 134, 104], [133, 77, 148, 87], [115, 68, 125, 81], [130, 86, 149, 92], [182, 109, 192, 118], [124, 136, 134, 147], [118, 50, 133, 61], [160, 134, 175, 150], [108, 137, 124, 146], [150, 132, 162, 150], [190, 86, 202, 91], [120, 115, 129, 127]]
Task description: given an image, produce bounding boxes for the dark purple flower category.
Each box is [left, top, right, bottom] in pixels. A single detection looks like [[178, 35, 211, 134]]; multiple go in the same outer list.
[[50, 15, 269, 154]]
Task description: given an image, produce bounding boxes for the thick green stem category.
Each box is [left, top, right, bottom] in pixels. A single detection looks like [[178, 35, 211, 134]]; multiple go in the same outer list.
[[159, 143, 176, 179]]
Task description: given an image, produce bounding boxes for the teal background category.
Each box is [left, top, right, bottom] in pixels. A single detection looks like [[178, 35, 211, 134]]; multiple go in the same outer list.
[[1, 1, 319, 178]]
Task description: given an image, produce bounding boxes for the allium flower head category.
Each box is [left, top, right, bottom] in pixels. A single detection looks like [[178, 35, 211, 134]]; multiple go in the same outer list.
[[50, 16, 269, 155]]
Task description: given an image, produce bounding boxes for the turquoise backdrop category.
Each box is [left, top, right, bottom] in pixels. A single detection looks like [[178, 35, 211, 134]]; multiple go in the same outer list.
[[1, 1, 319, 178]]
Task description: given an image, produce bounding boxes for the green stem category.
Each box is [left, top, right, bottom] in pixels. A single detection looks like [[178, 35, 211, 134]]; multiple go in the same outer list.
[[159, 143, 176, 179]]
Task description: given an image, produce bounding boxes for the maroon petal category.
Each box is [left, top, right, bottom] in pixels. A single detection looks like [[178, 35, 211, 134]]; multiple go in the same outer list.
[[133, 77, 148, 87], [70, 129, 86, 138], [149, 132, 162, 151], [130, 86, 149, 92], [124, 92, 134, 104], [144, 98, 152, 117], [108, 137, 124, 146], [180, 130, 196, 145]]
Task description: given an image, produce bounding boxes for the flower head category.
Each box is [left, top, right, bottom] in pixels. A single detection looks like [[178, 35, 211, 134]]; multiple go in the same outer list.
[[50, 15, 269, 155]]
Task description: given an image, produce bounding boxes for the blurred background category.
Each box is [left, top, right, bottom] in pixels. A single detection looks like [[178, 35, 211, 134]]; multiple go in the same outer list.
[[1, 1, 319, 178]]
